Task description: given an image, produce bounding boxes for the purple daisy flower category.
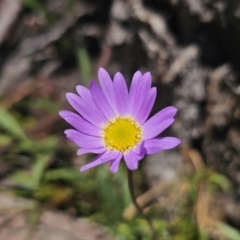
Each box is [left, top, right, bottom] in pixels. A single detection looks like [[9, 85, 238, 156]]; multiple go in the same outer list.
[[59, 68, 181, 173]]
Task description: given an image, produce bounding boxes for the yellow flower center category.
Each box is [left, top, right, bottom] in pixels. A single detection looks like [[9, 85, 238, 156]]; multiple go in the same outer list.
[[103, 117, 142, 152]]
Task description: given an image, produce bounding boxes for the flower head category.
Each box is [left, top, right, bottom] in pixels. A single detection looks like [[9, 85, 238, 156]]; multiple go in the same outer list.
[[59, 68, 181, 173]]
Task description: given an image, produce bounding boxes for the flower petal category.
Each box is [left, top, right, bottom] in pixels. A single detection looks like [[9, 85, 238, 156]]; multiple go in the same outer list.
[[59, 110, 73, 118], [80, 151, 119, 172], [113, 72, 128, 115], [77, 148, 105, 156], [90, 81, 115, 119], [135, 87, 156, 124], [64, 129, 103, 149], [66, 93, 106, 126], [76, 85, 111, 121], [59, 110, 101, 137], [98, 68, 118, 113], [76, 85, 105, 113], [142, 106, 177, 139], [142, 137, 181, 154], [132, 142, 143, 155], [143, 118, 175, 140], [124, 150, 144, 170], [110, 153, 122, 173], [148, 106, 177, 122], [128, 72, 151, 116], [76, 85, 92, 100]]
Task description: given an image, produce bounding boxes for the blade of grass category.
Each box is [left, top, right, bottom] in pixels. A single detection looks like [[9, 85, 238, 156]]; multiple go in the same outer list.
[[77, 47, 92, 86], [0, 107, 27, 141], [218, 222, 240, 240], [31, 154, 51, 188]]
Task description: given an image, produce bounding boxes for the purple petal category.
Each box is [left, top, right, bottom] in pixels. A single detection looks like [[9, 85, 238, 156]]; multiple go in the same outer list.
[[135, 87, 156, 125], [66, 93, 106, 126], [76, 85, 111, 121], [124, 150, 144, 170], [143, 118, 175, 140], [110, 153, 122, 173], [77, 148, 106, 156], [113, 72, 129, 115], [59, 110, 73, 118], [80, 151, 119, 172], [142, 137, 181, 154], [148, 106, 177, 121], [90, 81, 116, 119], [128, 72, 151, 116], [59, 110, 101, 137], [76, 85, 105, 114], [98, 68, 118, 113], [142, 106, 177, 139], [132, 142, 143, 155], [76, 85, 92, 100], [64, 129, 103, 149]]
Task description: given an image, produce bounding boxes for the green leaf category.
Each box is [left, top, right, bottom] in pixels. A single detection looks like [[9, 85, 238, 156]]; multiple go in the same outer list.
[[44, 168, 85, 183], [21, 0, 43, 12], [218, 222, 240, 240], [0, 108, 27, 140], [17, 136, 57, 153], [10, 171, 37, 190], [31, 154, 51, 187], [0, 135, 12, 146], [10, 154, 50, 190], [208, 173, 230, 191], [28, 98, 60, 113], [77, 48, 92, 86]]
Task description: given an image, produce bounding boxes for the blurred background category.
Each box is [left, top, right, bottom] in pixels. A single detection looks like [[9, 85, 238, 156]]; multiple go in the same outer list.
[[1, 0, 240, 239]]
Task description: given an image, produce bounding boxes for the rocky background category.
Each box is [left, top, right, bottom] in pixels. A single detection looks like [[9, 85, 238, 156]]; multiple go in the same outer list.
[[1, 0, 240, 239]]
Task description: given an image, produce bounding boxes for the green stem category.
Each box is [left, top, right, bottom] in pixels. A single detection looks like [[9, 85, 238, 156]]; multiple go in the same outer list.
[[127, 168, 145, 217], [127, 168, 154, 231]]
